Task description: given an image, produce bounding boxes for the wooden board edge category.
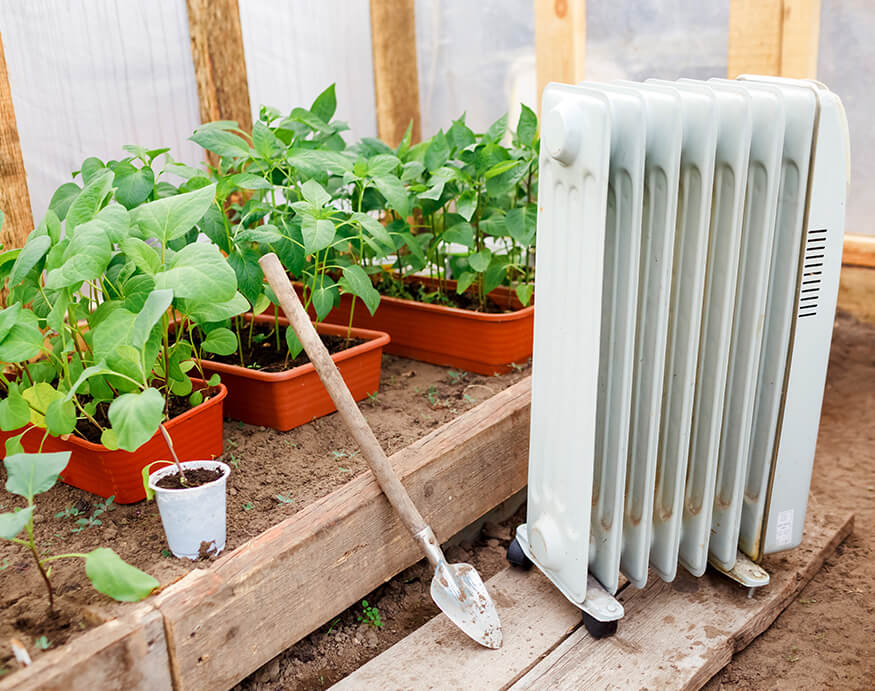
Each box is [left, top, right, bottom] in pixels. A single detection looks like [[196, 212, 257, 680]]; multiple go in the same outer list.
[[0, 604, 172, 691], [153, 376, 532, 690], [842, 234, 875, 268]]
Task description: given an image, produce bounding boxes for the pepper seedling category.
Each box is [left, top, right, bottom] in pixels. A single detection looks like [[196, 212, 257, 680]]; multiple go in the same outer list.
[[0, 451, 159, 611]]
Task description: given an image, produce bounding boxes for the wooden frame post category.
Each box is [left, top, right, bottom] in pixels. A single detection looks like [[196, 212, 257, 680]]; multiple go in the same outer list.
[[369, 0, 422, 147], [728, 0, 822, 79], [0, 32, 34, 250], [185, 0, 252, 132], [534, 0, 586, 111]]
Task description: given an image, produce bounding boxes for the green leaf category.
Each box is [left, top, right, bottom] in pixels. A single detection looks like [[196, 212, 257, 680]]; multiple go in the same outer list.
[[448, 116, 476, 151], [226, 248, 263, 306], [351, 212, 393, 251], [456, 271, 476, 294], [311, 281, 339, 321], [201, 327, 237, 356], [235, 224, 284, 245], [84, 548, 159, 602], [401, 160, 425, 182], [154, 242, 237, 304], [0, 309, 43, 364], [483, 255, 508, 294], [4, 451, 71, 500], [92, 308, 137, 362], [132, 289, 173, 349], [189, 389, 204, 407], [66, 169, 114, 232], [207, 373, 221, 387], [285, 326, 304, 359], [485, 159, 521, 179], [0, 506, 34, 540], [80, 157, 106, 184], [108, 388, 164, 452], [45, 219, 112, 289], [0, 383, 31, 431], [101, 428, 119, 450], [114, 164, 155, 209], [485, 113, 508, 142], [425, 130, 450, 172], [21, 383, 64, 428], [287, 150, 353, 176], [95, 203, 131, 244], [300, 179, 331, 208], [122, 237, 161, 275], [515, 282, 534, 306], [310, 83, 337, 122], [0, 302, 21, 341], [45, 398, 76, 436], [468, 248, 492, 273], [252, 121, 282, 160], [186, 292, 249, 323], [373, 175, 408, 217], [9, 235, 51, 286], [505, 204, 537, 246], [227, 172, 272, 191], [301, 217, 336, 255], [516, 104, 538, 146], [130, 184, 217, 245], [340, 265, 380, 315], [190, 128, 251, 158], [443, 222, 475, 248], [457, 190, 477, 222], [367, 154, 401, 177], [48, 183, 82, 221]]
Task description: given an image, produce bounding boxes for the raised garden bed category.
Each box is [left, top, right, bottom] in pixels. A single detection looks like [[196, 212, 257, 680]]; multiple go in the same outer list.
[[0, 355, 531, 688]]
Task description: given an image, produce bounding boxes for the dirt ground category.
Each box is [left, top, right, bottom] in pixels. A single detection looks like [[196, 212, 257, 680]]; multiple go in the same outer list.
[[0, 354, 530, 674], [236, 308, 875, 691]]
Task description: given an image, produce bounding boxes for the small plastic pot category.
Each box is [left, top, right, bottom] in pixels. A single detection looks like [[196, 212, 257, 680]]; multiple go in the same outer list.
[[148, 460, 231, 560]]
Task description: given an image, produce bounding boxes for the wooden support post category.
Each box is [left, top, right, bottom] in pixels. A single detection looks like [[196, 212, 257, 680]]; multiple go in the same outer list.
[[0, 32, 34, 250], [185, 0, 252, 132], [534, 0, 586, 109], [728, 0, 821, 79], [369, 0, 422, 147]]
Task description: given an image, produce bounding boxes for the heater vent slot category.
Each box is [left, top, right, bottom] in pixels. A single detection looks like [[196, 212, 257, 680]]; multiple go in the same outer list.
[[799, 228, 826, 318]]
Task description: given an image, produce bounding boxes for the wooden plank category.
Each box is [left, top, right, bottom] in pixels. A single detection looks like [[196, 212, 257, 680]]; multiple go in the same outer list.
[[534, 0, 586, 108], [0, 605, 171, 691], [154, 376, 532, 690], [0, 32, 33, 251], [185, 0, 252, 131], [838, 266, 875, 323], [369, 0, 421, 147], [728, 0, 821, 79], [728, 0, 783, 78], [333, 567, 582, 691], [779, 0, 821, 78], [513, 510, 853, 690], [842, 234, 875, 268]]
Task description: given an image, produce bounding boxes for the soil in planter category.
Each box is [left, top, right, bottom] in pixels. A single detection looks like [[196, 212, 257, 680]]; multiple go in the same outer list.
[[377, 278, 523, 314], [154, 467, 224, 490], [0, 354, 531, 672], [198, 322, 364, 373]]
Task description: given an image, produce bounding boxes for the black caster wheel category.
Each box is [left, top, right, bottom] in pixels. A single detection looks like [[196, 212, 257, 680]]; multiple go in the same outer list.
[[582, 611, 618, 639], [506, 537, 533, 570]]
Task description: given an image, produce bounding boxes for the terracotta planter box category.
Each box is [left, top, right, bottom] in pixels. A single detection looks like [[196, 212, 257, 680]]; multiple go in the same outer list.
[[199, 315, 390, 431], [293, 278, 534, 375], [0, 382, 227, 504]]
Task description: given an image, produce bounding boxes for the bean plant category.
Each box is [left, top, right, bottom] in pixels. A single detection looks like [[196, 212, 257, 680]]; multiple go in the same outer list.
[[0, 451, 158, 610], [0, 149, 246, 452]]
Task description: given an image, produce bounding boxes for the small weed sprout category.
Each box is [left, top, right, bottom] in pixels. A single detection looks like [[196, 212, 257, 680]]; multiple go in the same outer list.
[[71, 496, 115, 534], [34, 636, 52, 651], [274, 493, 294, 505], [447, 369, 467, 385], [357, 600, 384, 628], [242, 502, 254, 511], [54, 505, 82, 521]]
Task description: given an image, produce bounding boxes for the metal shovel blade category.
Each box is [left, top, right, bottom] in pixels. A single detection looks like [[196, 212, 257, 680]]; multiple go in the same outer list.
[[430, 560, 502, 649]]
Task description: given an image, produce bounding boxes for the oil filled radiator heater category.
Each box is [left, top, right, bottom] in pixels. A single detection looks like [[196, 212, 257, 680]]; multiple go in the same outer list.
[[508, 76, 850, 636]]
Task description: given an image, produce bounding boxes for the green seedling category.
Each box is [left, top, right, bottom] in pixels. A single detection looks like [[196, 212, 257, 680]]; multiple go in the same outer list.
[[357, 600, 384, 628], [229, 454, 241, 470], [366, 391, 380, 404], [0, 557, 8, 571], [0, 452, 158, 611], [274, 493, 294, 505], [161, 548, 172, 558], [71, 496, 115, 533], [34, 636, 52, 651], [242, 502, 254, 511], [327, 617, 341, 634], [54, 505, 83, 520], [447, 369, 467, 384]]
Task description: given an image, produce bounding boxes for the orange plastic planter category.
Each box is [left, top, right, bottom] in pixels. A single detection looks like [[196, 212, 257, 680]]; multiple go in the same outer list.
[[0, 383, 227, 504], [199, 315, 390, 431], [293, 279, 534, 375]]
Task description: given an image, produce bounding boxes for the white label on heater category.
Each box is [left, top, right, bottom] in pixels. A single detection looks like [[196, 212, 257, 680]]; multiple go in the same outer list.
[[775, 509, 794, 546]]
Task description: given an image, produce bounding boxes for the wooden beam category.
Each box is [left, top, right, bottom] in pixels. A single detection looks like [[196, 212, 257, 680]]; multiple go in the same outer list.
[[369, 0, 422, 147], [0, 32, 34, 251], [185, 0, 252, 132], [153, 376, 532, 690], [728, 0, 821, 79], [842, 234, 875, 269], [0, 605, 172, 691], [534, 0, 586, 108]]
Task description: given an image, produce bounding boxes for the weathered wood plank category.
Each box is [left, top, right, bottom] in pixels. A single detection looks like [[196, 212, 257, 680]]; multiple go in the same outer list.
[[534, 0, 586, 107], [369, 0, 421, 147], [154, 376, 532, 690], [842, 234, 875, 268], [0, 32, 33, 251], [838, 265, 875, 323], [0, 604, 171, 691], [728, 0, 783, 78], [185, 0, 252, 131], [779, 0, 821, 78], [333, 567, 582, 691], [512, 510, 853, 690]]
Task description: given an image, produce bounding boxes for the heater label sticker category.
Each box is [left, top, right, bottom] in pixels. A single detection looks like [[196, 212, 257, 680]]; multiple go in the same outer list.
[[775, 509, 794, 546]]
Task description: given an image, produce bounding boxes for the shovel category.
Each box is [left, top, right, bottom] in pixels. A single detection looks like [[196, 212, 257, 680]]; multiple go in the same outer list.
[[259, 253, 502, 649]]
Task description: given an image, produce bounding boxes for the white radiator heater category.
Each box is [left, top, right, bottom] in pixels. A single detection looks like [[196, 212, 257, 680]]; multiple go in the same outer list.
[[509, 76, 849, 635]]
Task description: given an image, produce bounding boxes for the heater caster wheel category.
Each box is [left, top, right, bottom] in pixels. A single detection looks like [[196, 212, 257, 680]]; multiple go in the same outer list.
[[582, 611, 618, 639], [506, 538, 533, 570]]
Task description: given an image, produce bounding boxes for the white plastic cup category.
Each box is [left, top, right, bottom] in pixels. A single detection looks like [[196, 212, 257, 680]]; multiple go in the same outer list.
[[148, 460, 230, 560]]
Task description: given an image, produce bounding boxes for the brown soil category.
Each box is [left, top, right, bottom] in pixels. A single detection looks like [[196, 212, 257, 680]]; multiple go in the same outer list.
[[235, 309, 875, 690], [200, 322, 363, 373], [154, 467, 224, 490], [0, 354, 531, 674], [379, 278, 523, 314]]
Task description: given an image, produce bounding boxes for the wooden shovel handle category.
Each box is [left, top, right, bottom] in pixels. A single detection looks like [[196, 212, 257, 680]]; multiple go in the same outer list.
[[259, 253, 429, 538]]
